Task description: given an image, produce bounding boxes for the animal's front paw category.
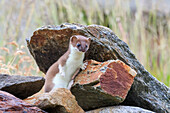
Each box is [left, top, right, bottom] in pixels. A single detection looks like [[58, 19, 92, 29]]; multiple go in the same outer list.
[[60, 72, 66, 77], [81, 62, 88, 70], [59, 69, 65, 77], [59, 65, 65, 77]]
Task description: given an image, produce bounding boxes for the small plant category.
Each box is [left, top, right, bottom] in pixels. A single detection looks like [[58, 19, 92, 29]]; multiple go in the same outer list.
[[0, 41, 43, 77]]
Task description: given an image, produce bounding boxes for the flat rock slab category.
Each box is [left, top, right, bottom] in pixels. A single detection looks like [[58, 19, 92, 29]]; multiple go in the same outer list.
[[24, 88, 84, 113], [26, 23, 170, 113], [0, 90, 46, 113], [86, 106, 155, 113], [0, 74, 45, 99], [71, 60, 136, 110]]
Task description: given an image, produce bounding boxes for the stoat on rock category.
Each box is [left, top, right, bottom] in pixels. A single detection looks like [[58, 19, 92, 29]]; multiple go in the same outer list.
[[44, 35, 91, 92]]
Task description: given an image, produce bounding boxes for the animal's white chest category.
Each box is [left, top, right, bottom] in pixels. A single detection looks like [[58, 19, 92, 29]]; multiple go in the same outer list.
[[52, 46, 85, 89], [64, 51, 84, 79]]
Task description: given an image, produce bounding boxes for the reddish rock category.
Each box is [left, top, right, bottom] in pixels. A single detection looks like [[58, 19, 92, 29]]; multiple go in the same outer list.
[[24, 88, 84, 113], [71, 59, 136, 110], [0, 90, 46, 113]]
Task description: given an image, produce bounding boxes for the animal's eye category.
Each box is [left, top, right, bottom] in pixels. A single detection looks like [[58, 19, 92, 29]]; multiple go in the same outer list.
[[77, 43, 81, 47], [85, 44, 88, 48]]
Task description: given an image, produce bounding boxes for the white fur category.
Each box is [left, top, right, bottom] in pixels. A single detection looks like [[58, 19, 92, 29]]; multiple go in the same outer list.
[[53, 45, 85, 89], [59, 64, 65, 77]]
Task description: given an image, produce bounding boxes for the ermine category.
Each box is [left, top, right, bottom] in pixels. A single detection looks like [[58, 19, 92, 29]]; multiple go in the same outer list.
[[44, 35, 91, 92]]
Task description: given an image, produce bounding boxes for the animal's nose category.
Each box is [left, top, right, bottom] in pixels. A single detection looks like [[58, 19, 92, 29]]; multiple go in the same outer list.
[[80, 47, 86, 52], [80, 49, 86, 52]]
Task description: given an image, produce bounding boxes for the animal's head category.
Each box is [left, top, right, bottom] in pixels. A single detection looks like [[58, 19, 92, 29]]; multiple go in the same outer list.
[[70, 35, 91, 52]]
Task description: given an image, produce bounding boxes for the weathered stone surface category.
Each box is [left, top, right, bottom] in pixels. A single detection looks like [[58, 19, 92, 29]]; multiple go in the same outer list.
[[71, 59, 136, 110], [0, 90, 46, 113], [86, 106, 155, 113], [0, 74, 45, 99], [24, 88, 84, 113], [26, 23, 170, 113]]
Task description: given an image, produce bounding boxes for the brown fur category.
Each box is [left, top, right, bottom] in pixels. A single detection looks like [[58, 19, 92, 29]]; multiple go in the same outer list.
[[44, 35, 90, 92], [44, 50, 70, 92]]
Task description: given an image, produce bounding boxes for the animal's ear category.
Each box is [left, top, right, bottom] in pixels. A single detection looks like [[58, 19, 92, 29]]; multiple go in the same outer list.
[[88, 38, 91, 43], [70, 35, 77, 43]]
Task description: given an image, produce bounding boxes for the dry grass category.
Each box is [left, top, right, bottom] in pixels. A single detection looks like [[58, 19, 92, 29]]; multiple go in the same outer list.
[[0, 0, 169, 86], [0, 42, 42, 76]]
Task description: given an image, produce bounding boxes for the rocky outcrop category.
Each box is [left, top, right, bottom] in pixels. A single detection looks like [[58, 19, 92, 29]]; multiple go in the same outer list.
[[24, 88, 84, 113], [0, 90, 46, 113], [86, 106, 154, 113], [26, 23, 170, 113], [0, 74, 45, 99], [71, 59, 136, 110]]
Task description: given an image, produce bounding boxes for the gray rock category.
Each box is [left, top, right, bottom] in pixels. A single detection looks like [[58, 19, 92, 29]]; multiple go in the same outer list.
[[86, 106, 155, 113], [0, 74, 45, 99], [26, 23, 170, 113]]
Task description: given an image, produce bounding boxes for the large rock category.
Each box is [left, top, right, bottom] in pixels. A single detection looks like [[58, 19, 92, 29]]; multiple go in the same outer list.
[[71, 59, 136, 110], [0, 74, 45, 99], [26, 23, 170, 113], [0, 90, 46, 113], [86, 106, 154, 113], [24, 88, 84, 113]]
